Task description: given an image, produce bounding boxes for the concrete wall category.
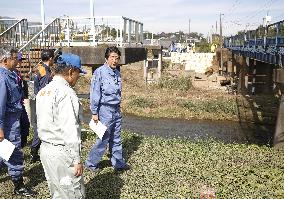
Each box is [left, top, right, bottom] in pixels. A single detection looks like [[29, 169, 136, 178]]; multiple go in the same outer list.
[[170, 52, 214, 73], [62, 46, 147, 66]]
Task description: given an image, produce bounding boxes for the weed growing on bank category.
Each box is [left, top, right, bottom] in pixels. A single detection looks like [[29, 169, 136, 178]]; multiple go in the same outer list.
[[180, 96, 238, 116], [157, 76, 192, 91]]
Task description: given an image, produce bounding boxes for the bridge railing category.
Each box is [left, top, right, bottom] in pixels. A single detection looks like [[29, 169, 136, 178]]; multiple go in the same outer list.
[[224, 20, 284, 66], [0, 19, 28, 48], [18, 18, 61, 79], [0, 18, 19, 33], [60, 16, 144, 47]]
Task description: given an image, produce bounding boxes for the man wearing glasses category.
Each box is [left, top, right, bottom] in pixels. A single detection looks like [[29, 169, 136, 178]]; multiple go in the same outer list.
[[0, 46, 35, 197]]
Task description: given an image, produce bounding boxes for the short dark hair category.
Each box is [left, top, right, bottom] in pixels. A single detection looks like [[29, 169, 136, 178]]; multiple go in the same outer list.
[[54, 63, 77, 75], [41, 49, 54, 62], [105, 46, 121, 59]]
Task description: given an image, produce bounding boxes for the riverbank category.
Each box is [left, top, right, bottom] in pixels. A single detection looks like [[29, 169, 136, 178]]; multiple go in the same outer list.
[[76, 61, 279, 124]]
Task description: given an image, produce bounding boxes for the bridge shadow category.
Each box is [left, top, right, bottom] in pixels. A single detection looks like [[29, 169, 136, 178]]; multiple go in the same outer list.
[[85, 171, 123, 199], [235, 92, 279, 146]]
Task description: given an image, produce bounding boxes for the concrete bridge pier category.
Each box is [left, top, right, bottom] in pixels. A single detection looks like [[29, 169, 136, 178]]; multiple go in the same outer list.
[[234, 55, 274, 95], [236, 55, 249, 93], [251, 61, 274, 94]]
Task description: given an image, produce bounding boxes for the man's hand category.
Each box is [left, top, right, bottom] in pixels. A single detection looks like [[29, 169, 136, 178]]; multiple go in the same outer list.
[[0, 128, 4, 142], [74, 163, 83, 177], [92, 114, 99, 124]]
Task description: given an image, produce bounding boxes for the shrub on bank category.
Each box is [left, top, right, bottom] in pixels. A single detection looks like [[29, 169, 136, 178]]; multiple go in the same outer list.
[[128, 96, 155, 108]]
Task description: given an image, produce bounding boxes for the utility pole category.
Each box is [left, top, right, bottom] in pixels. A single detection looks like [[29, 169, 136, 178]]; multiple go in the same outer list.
[[188, 18, 191, 42], [219, 13, 224, 75]]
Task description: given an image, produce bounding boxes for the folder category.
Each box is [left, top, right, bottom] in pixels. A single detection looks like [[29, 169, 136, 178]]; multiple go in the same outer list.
[[0, 139, 15, 161], [89, 120, 107, 140]]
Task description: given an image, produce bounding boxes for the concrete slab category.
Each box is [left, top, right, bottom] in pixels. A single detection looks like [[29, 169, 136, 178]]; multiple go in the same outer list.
[[62, 46, 147, 65]]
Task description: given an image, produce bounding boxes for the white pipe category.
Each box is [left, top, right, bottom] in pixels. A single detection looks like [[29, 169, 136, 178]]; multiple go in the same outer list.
[[41, 0, 45, 30], [90, 0, 96, 46], [119, 17, 123, 47]]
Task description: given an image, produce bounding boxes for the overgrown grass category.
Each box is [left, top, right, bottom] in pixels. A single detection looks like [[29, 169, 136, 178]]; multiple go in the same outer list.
[[1, 131, 284, 198], [179, 96, 238, 116], [128, 96, 155, 108], [157, 76, 192, 91]]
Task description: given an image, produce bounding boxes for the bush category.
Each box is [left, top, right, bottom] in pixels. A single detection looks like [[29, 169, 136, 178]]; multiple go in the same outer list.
[[128, 96, 155, 108], [180, 97, 238, 115], [158, 76, 192, 91]]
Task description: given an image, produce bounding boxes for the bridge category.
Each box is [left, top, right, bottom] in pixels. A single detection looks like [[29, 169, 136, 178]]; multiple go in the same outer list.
[[223, 19, 284, 147], [0, 16, 162, 79], [223, 19, 284, 94]]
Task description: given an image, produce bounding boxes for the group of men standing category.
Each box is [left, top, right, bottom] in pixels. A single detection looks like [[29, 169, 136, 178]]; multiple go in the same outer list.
[[0, 46, 130, 198]]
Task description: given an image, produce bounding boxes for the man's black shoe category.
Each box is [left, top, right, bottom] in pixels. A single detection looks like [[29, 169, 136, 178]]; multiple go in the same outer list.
[[30, 154, 40, 163], [14, 187, 36, 197], [13, 177, 36, 197], [114, 164, 131, 172]]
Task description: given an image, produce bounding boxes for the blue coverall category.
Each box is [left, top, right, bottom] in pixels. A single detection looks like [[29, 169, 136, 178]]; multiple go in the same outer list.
[[86, 63, 127, 170], [14, 69, 30, 147], [0, 66, 24, 181], [31, 62, 52, 149]]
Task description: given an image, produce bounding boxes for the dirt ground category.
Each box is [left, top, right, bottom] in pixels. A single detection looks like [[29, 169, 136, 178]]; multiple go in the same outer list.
[[74, 61, 279, 124]]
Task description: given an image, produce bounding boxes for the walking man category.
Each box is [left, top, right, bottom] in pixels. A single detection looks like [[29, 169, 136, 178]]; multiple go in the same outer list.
[[36, 53, 86, 198], [86, 46, 131, 172]]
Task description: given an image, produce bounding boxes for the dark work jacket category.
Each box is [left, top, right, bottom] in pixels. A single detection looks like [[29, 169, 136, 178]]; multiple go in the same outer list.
[[34, 62, 53, 95]]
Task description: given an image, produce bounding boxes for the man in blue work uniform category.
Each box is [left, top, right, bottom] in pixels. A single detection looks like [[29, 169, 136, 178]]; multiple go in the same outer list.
[[86, 46, 130, 171], [0, 46, 35, 197], [14, 53, 30, 148], [30, 49, 55, 162]]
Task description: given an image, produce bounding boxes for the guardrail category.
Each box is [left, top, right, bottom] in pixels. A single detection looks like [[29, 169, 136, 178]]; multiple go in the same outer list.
[[0, 19, 28, 48], [224, 20, 284, 66], [0, 18, 19, 33], [18, 18, 61, 79], [60, 16, 143, 47]]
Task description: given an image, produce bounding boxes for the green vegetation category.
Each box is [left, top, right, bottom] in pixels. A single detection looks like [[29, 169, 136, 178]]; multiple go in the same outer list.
[[157, 76, 192, 91], [1, 131, 284, 198], [128, 96, 155, 108], [180, 96, 238, 116], [195, 38, 211, 53]]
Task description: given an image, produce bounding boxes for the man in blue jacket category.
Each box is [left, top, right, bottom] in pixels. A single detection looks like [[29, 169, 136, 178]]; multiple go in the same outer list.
[[86, 46, 130, 172], [0, 46, 35, 197], [30, 49, 55, 163]]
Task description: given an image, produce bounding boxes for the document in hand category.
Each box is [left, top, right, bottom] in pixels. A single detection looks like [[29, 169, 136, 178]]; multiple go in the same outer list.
[[0, 139, 16, 161], [89, 120, 107, 140]]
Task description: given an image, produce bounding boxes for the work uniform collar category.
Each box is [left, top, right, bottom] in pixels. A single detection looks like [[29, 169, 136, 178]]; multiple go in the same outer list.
[[53, 75, 70, 87], [42, 62, 51, 71], [0, 65, 17, 79], [103, 63, 117, 75]]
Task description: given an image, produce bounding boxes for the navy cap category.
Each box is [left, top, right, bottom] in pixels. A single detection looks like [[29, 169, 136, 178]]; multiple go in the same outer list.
[[17, 52, 26, 61], [56, 53, 86, 74]]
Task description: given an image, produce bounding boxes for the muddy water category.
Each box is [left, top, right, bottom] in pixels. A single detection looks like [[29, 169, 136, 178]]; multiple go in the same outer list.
[[83, 112, 275, 145]]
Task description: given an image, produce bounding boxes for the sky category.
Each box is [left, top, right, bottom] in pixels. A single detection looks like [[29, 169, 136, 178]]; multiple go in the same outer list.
[[1, 0, 284, 37]]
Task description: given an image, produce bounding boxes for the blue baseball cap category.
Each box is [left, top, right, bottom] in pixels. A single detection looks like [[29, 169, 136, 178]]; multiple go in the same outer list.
[[56, 53, 86, 74]]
